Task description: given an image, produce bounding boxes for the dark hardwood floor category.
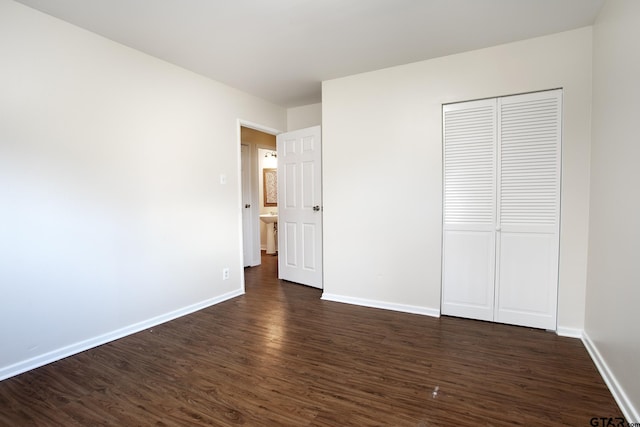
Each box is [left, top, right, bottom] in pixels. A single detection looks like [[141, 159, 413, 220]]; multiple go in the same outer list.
[[0, 252, 623, 426]]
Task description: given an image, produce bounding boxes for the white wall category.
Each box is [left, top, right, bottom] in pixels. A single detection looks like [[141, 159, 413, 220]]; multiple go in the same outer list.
[[322, 28, 593, 330], [585, 0, 640, 421], [0, 0, 285, 379], [287, 103, 322, 131]]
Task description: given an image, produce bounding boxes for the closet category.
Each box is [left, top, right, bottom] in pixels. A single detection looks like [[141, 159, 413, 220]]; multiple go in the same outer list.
[[441, 89, 561, 330]]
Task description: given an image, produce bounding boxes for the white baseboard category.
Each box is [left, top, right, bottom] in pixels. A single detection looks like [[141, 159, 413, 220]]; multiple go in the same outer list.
[[556, 327, 583, 339], [0, 289, 244, 382], [582, 331, 639, 423], [321, 293, 440, 318]]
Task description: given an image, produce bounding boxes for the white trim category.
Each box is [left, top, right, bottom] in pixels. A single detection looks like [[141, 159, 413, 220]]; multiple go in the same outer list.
[[238, 119, 281, 136], [0, 289, 244, 381], [321, 293, 440, 318], [556, 327, 583, 339], [582, 331, 639, 423]]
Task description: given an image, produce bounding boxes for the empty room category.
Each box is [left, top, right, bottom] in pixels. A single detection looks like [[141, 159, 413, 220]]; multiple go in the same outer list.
[[0, 0, 638, 425]]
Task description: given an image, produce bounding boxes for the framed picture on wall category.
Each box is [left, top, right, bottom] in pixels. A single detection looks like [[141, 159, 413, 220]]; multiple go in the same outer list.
[[263, 168, 277, 206]]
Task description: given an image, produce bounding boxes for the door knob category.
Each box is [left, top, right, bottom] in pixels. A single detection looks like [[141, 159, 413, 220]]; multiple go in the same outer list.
[[313, 205, 320, 211], [245, 204, 251, 208]]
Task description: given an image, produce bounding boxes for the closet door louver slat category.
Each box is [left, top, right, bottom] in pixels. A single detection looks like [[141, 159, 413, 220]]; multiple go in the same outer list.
[[499, 96, 560, 228], [444, 104, 496, 226]]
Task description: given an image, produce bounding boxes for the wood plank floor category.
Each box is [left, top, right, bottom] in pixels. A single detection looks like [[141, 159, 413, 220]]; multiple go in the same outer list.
[[0, 253, 624, 426]]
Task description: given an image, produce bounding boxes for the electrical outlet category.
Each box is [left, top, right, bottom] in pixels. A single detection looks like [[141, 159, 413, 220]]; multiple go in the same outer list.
[[222, 268, 230, 280]]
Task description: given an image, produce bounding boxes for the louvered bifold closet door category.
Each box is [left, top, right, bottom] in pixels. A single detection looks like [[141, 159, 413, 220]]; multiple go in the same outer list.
[[495, 90, 562, 330], [441, 99, 497, 321]]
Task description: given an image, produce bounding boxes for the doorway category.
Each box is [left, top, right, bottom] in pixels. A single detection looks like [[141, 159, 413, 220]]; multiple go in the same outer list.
[[239, 125, 278, 270], [239, 123, 324, 290]]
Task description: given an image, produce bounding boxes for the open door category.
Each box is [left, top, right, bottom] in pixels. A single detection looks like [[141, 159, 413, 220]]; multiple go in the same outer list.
[[277, 126, 323, 288]]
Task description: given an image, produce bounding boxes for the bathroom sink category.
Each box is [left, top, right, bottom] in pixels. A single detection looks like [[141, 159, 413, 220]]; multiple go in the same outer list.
[[259, 214, 278, 224], [260, 214, 278, 254]]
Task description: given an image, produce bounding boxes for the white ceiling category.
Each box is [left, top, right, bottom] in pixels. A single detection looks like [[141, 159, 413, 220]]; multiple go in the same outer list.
[[15, 0, 604, 107]]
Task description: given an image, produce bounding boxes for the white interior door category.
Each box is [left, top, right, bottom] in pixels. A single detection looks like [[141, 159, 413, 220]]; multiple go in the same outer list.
[[495, 90, 561, 330], [277, 126, 323, 288], [441, 99, 497, 321], [241, 144, 253, 267]]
